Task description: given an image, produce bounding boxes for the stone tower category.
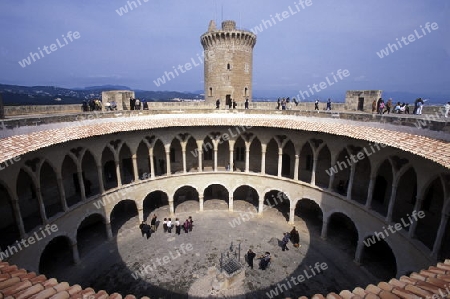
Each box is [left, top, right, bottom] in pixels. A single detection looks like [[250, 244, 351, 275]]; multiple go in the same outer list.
[[201, 20, 256, 106]]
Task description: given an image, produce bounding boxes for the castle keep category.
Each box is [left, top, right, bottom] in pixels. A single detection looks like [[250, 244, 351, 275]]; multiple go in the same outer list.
[[201, 20, 256, 105]]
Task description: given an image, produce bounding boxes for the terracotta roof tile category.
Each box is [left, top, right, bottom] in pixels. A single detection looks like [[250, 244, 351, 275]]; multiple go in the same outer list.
[[29, 286, 57, 299], [13, 283, 45, 299], [326, 292, 343, 299], [49, 291, 70, 299], [339, 290, 356, 299]]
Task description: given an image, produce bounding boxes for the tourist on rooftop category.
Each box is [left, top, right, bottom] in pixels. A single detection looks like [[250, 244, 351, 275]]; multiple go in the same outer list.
[[245, 98, 249, 109], [416, 98, 424, 115], [394, 102, 401, 113], [445, 102, 450, 118], [293, 97, 298, 106], [216, 99, 220, 109], [281, 98, 286, 110], [383, 98, 392, 114], [314, 99, 319, 111], [372, 99, 377, 113], [277, 98, 281, 110], [405, 103, 410, 114], [232, 99, 237, 109], [378, 100, 385, 115], [326, 98, 332, 111]]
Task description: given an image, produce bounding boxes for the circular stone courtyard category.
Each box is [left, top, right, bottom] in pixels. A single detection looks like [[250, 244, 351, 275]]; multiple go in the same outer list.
[[44, 200, 384, 299]]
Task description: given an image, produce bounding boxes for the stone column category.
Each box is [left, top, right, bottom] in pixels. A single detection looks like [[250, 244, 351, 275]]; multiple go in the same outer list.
[[258, 198, 264, 216], [229, 148, 234, 172], [149, 148, 155, 179], [289, 202, 295, 225], [165, 146, 171, 175], [169, 199, 175, 216], [245, 147, 250, 173], [365, 176, 376, 209], [346, 163, 356, 200], [321, 218, 328, 240], [277, 148, 283, 177], [72, 243, 81, 264], [105, 222, 113, 240], [56, 176, 68, 211], [11, 196, 26, 237], [311, 157, 318, 186], [229, 195, 234, 212], [35, 187, 48, 224], [431, 213, 449, 258], [114, 159, 122, 187], [132, 155, 139, 181], [182, 148, 187, 173], [386, 182, 398, 222], [328, 155, 337, 189], [214, 147, 218, 172], [354, 240, 365, 265], [138, 209, 144, 222], [293, 153, 299, 181], [196, 142, 203, 172], [408, 197, 423, 238], [199, 195, 204, 211], [261, 144, 267, 175], [96, 163, 105, 194]]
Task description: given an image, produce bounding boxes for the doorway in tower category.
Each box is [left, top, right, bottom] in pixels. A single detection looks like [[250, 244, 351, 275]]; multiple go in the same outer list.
[[358, 97, 364, 111], [226, 94, 231, 107]]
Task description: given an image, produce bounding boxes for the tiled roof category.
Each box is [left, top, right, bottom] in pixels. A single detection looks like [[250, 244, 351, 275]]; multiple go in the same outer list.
[[0, 114, 449, 169], [1, 260, 450, 299]]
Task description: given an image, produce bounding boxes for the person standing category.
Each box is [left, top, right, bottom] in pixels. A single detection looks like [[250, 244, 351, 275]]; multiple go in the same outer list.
[[150, 214, 157, 232], [314, 99, 319, 111], [246, 249, 256, 269], [445, 102, 450, 118], [163, 218, 168, 233], [281, 232, 290, 251], [244, 98, 249, 109], [175, 218, 181, 235], [216, 99, 220, 109], [290, 227, 300, 248], [326, 98, 331, 111], [183, 218, 190, 233], [167, 218, 172, 233], [188, 216, 193, 232]]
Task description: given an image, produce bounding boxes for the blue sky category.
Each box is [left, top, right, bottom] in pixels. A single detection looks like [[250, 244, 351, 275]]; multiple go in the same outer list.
[[0, 0, 449, 98]]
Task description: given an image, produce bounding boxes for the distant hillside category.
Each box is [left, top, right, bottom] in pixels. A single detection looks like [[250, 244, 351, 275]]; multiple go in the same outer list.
[[0, 84, 202, 105]]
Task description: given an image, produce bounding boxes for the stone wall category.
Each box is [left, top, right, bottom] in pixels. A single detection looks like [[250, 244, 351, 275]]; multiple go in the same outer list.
[[0, 93, 4, 119], [101, 90, 135, 111], [345, 90, 382, 111]]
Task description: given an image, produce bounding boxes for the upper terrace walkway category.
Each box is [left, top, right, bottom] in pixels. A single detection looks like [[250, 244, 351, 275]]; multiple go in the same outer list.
[[0, 108, 449, 169]]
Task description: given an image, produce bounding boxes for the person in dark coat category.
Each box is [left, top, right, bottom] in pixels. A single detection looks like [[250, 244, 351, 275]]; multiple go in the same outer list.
[[246, 249, 256, 269], [290, 227, 300, 247], [183, 219, 189, 233]]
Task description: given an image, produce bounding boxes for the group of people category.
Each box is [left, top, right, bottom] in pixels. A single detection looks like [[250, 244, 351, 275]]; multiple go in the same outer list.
[[215, 98, 250, 109], [82, 99, 103, 112], [276, 97, 298, 110], [162, 216, 193, 235], [373, 97, 436, 115], [129, 97, 149, 110], [314, 98, 332, 111], [245, 226, 301, 270], [139, 214, 194, 239]]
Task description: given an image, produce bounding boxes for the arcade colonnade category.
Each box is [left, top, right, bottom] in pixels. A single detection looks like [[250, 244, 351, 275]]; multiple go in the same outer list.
[[0, 126, 449, 275]]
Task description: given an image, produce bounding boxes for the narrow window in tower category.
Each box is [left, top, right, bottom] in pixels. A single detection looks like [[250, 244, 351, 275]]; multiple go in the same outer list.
[[244, 87, 248, 97], [244, 63, 249, 73], [170, 147, 176, 163], [209, 87, 213, 97], [236, 147, 245, 162], [227, 63, 231, 70]]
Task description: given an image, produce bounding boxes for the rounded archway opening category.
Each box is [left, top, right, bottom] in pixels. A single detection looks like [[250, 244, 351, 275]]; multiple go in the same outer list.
[[39, 236, 73, 277], [143, 191, 169, 221], [361, 237, 397, 281], [203, 184, 229, 210], [76, 214, 108, 258], [263, 190, 290, 221], [110, 200, 139, 236], [233, 185, 259, 212], [326, 212, 358, 258], [174, 186, 199, 213], [0, 183, 20, 249], [295, 198, 323, 235]]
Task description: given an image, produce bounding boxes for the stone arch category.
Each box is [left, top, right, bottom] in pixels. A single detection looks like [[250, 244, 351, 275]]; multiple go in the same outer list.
[[76, 213, 108, 258], [169, 137, 183, 174], [153, 139, 166, 176], [185, 136, 198, 172], [360, 236, 397, 280], [174, 185, 199, 213], [136, 141, 150, 180], [265, 138, 278, 176], [263, 190, 290, 221], [110, 199, 139, 236], [249, 137, 262, 173], [298, 142, 313, 183], [203, 184, 229, 210], [371, 159, 393, 217], [392, 167, 417, 230], [282, 140, 295, 179], [17, 168, 42, 232], [232, 185, 259, 212], [295, 198, 323, 235], [81, 150, 100, 197], [325, 212, 359, 258], [415, 177, 445, 250], [316, 145, 331, 188], [202, 136, 214, 170], [39, 160, 63, 219], [351, 150, 371, 205], [332, 148, 351, 194], [143, 191, 169, 221], [218, 138, 230, 171], [234, 136, 246, 171], [39, 235, 74, 276], [102, 146, 117, 190], [119, 143, 133, 184], [0, 181, 20, 248]]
